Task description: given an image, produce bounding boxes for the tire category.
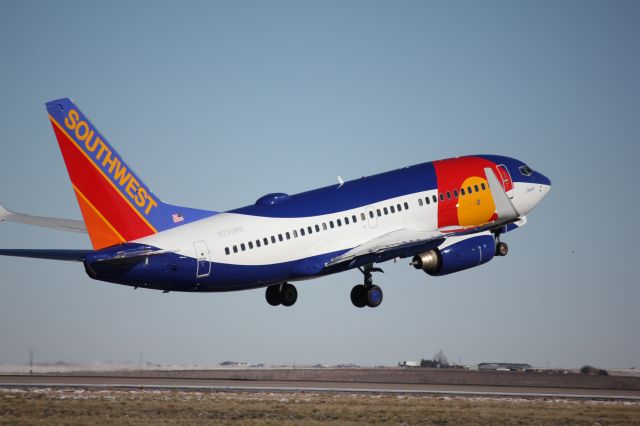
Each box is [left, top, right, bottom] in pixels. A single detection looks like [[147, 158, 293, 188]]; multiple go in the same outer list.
[[496, 242, 509, 257], [350, 285, 367, 308], [265, 285, 281, 306], [280, 283, 298, 307], [365, 285, 383, 308]]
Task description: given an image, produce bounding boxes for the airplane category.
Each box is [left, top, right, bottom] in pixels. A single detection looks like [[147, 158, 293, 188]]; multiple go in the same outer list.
[[0, 98, 551, 308]]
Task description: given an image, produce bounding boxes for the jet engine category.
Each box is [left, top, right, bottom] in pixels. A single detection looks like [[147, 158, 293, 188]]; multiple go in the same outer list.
[[411, 234, 495, 276]]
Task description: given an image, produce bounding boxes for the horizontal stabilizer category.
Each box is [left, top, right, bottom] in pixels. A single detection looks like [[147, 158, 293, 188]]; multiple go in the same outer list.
[[0, 249, 89, 261], [0, 202, 86, 233]]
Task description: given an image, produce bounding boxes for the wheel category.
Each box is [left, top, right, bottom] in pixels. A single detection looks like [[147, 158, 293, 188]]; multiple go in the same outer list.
[[265, 285, 281, 306], [280, 283, 298, 307], [496, 242, 509, 257], [365, 285, 383, 308], [350, 285, 367, 308]]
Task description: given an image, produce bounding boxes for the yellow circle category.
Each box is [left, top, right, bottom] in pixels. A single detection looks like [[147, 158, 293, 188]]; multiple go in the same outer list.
[[457, 177, 495, 226]]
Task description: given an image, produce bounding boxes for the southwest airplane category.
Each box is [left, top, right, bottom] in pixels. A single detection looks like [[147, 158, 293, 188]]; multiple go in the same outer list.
[[0, 98, 551, 308]]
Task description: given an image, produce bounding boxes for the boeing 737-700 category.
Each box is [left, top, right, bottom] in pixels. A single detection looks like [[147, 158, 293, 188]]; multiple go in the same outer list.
[[0, 98, 551, 308]]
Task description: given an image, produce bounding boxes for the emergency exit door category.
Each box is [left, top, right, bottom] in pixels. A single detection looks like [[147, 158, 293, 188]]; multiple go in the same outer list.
[[193, 240, 211, 278]]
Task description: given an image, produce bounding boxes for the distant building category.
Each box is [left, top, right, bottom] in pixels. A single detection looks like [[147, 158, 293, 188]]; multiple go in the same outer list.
[[478, 363, 532, 372], [398, 361, 420, 367]]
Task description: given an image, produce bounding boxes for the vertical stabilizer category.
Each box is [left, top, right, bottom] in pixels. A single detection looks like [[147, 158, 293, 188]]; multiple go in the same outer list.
[[46, 98, 216, 249]]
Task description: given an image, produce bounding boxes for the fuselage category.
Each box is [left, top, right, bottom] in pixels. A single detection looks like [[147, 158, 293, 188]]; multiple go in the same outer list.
[[84, 154, 551, 292]]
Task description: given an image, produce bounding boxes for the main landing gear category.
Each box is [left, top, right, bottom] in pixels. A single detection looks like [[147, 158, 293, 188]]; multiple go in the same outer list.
[[265, 283, 298, 307], [350, 265, 384, 308]]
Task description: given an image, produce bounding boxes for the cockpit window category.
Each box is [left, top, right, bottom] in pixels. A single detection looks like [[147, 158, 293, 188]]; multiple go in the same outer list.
[[519, 165, 533, 176]]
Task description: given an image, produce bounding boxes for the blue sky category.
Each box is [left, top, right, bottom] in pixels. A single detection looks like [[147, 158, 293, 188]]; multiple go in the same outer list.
[[0, 1, 639, 368]]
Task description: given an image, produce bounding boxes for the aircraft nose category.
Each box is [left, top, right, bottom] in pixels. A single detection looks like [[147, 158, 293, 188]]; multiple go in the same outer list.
[[537, 172, 551, 187]]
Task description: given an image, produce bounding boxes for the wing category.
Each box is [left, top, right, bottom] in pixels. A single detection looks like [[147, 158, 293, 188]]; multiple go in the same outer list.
[[325, 228, 446, 268], [326, 167, 523, 269], [0, 202, 86, 233]]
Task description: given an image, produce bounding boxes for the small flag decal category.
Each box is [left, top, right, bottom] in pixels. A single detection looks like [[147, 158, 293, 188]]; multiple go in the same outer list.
[[172, 213, 184, 223]]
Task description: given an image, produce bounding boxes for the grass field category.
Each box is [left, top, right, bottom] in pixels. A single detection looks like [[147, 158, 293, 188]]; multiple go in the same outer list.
[[1, 388, 639, 425]]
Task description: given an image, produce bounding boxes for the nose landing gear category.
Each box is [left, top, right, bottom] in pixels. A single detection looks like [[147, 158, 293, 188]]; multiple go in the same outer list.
[[350, 265, 384, 308], [495, 241, 509, 257]]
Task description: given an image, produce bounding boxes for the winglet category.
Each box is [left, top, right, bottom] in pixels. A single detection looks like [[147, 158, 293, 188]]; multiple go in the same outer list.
[[0, 202, 10, 221], [484, 167, 519, 220]]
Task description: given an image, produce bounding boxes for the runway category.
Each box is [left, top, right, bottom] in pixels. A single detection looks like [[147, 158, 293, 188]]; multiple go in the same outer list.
[[2, 375, 640, 401]]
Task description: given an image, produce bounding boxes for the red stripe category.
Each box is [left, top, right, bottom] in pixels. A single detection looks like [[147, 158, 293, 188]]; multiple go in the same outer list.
[[52, 122, 155, 241]]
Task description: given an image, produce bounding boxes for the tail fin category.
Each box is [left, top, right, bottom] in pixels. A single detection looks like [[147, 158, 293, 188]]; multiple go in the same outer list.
[[46, 98, 216, 250]]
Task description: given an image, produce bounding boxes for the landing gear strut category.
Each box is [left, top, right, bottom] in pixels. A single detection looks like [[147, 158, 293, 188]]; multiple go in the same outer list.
[[350, 264, 384, 308], [265, 283, 297, 307], [495, 233, 509, 257]]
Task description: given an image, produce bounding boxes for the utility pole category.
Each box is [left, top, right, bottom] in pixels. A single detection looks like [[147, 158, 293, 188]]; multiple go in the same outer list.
[[29, 348, 34, 374]]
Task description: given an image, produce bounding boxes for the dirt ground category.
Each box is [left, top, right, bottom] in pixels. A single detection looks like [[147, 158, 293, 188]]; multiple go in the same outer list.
[[2, 388, 640, 425]]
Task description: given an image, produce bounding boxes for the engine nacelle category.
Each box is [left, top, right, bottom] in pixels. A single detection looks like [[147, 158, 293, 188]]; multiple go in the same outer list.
[[412, 234, 495, 276]]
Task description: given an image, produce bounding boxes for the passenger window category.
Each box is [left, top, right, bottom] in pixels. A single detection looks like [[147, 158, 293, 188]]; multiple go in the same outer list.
[[344, 217, 349, 225], [360, 213, 366, 221], [404, 202, 409, 209], [383, 207, 388, 215], [468, 186, 472, 194], [225, 247, 230, 255], [439, 193, 445, 201], [390, 205, 396, 213], [446, 192, 451, 199], [308, 226, 313, 234], [377, 209, 382, 217], [293, 230, 298, 238], [460, 188, 465, 196], [263, 238, 269, 245], [233, 245, 238, 253], [329, 221, 334, 229], [474, 185, 479, 192], [256, 240, 261, 247], [271, 236, 276, 243], [425, 197, 430, 205], [337, 219, 342, 226], [369, 211, 374, 218], [397, 204, 402, 212], [453, 190, 458, 198], [418, 199, 423, 206], [241, 243, 246, 251], [278, 234, 283, 242], [481, 183, 486, 190], [322, 223, 327, 230], [300, 228, 305, 236], [285, 232, 290, 240], [248, 241, 253, 249], [315, 224, 320, 232], [432, 195, 437, 203]]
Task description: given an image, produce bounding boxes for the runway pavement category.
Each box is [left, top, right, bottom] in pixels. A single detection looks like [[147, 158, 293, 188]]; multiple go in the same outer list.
[[2, 375, 640, 400]]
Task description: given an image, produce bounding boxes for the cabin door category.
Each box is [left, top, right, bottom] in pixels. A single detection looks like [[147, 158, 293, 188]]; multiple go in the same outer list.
[[496, 165, 514, 199]]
